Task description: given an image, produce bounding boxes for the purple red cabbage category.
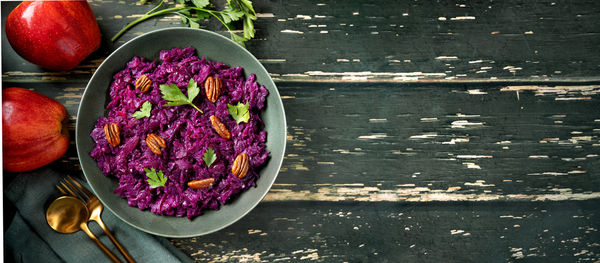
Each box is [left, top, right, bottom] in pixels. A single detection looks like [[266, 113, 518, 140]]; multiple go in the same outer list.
[[90, 47, 269, 219]]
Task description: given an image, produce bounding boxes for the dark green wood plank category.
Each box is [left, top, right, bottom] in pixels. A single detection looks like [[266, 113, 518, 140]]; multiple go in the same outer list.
[[5, 79, 600, 262], [3, 0, 600, 82], [274, 83, 600, 201], [7, 82, 600, 201], [171, 200, 600, 262]]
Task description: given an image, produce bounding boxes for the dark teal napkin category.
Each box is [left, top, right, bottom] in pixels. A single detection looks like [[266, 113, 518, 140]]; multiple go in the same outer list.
[[5, 168, 193, 263]]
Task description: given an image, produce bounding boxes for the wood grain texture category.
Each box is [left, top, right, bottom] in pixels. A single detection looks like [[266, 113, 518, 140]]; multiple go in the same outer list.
[[13, 82, 600, 203], [3, 0, 600, 262], [273, 83, 600, 204], [5, 81, 599, 262], [5, 61, 600, 263], [171, 201, 600, 262], [3, 0, 600, 82]]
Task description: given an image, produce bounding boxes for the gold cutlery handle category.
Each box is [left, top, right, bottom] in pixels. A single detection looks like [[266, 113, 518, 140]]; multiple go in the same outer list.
[[94, 218, 136, 263], [80, 222, 122, 263]]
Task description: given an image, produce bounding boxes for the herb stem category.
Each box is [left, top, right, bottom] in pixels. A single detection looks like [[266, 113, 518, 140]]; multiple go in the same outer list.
[[191, 104, 203, 114], [111, 7, 178, 42], [111, 4, 231, 42], [147, 0, 165, 14]]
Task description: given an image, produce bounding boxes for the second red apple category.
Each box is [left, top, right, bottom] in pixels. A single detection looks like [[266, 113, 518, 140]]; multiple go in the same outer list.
[[3, 88, 70, 172]]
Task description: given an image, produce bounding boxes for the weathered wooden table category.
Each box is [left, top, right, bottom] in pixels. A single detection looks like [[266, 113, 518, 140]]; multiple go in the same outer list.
[[3, 0, 600, 261]]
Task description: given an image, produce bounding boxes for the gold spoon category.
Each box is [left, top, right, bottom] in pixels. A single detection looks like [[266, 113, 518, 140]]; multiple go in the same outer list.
[[46, 196, 121, 263]]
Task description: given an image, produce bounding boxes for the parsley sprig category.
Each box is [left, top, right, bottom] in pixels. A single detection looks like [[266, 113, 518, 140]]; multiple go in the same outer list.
[[160, 79, 203, 113], [227, 101, 250, 123], [203, 148, 216, 167], [145, 168, 167, 188], [112, 0, 257, 47], [132, 101, 153, 119]]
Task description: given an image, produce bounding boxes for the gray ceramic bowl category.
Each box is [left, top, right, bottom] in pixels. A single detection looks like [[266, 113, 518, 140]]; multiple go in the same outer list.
[[76, 28, 286, 237]]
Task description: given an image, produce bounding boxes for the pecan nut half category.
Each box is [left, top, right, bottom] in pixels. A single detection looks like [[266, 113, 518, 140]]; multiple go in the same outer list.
[[232, 152, 250, 178], [146, 133, 166, 155], [204, 76, 222, 103], [104, 123, 120, 147], [134, 74, 152, 93], [188, 178, 215, 189], [210, 115, 231, 139]]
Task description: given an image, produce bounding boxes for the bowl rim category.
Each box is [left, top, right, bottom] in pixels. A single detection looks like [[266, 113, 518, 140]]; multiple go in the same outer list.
[[75, 27, 287, 237]]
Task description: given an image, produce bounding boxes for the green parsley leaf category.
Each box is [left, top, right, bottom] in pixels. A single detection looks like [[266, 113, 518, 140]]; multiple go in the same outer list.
[[241, 0, 256, 15], [145, 168, 167, 188], [221, 6, 245, 24], [159, 79, 203, 113], [180, 16, 189, 26], [191, 0, 210, 8], [163, 100, 192, 107], [160, 84, 188, 102], [132, 101, 153, 119], [195, 9, 211, 20], [178, 9, 191, 16], [227, 101, 250, 124], [189, 19, 200, 28], [203, 148, 216, 167], [230, 33, 248, 47], [243, 15, 254, 39], [187, 78, 200, 102]]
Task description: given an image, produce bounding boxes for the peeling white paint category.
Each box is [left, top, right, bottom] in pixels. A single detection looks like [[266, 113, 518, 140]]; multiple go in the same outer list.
[[529, 155, 549, 159], [281, 29, 304, 34], [295, 14, 311, 20], [259, 58, 287, 63], [443, 138, 470, 144], [451, 120, 485, 128], [435, 56, 459, 60], [464, 180, 495, 187], [409, 133, 438, 139], [468, 89, 488, 95], [420, 117, 438, 122], [449, 113, 481, 118], [463, 162, 481, 169], [317, 161, 335, 165], [451, 229, 465, 235], [357, 133, 388, 139], [450, 16, 476, 20], [257, 13, 275, 18], [264, 184, 600, 202]]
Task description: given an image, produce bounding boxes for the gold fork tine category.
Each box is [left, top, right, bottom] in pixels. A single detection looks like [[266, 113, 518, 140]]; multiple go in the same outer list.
[[63, 178, 89, 201], [67, 176, 94, 197], [59, 181, 79, 197], [56, 184, 68, 195]]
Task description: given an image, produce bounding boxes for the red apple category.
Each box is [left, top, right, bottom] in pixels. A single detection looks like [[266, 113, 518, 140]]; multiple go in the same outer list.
[[5, 1, 101, 71], [3, 88, 70, 172]]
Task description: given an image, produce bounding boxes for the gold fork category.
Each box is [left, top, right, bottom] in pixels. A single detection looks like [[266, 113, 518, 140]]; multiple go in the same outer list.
[[57, 176, 136, 263]]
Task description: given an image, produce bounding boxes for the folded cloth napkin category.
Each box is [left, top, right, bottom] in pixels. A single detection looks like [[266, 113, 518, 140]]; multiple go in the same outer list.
[[5, 167, 194, 263]]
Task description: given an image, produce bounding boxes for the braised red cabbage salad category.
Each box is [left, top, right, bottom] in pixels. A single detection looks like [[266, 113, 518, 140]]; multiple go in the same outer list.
[[90, 47, 269, 219]]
